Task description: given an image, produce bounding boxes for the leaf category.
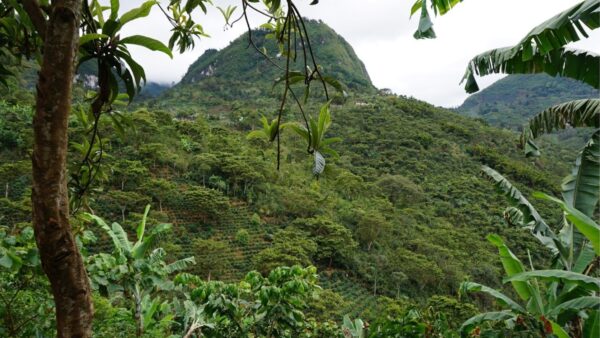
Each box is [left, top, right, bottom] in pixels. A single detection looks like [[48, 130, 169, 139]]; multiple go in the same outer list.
[[313, 151, 326, 176], [482, 166, 561, 256], [548, 296, 600, 317], [411, 0, 463, 38], [535, 192, 600, 255], [247, 130, 266, 140], [504, 270, 600, 292], [516, 0, 599, 55], [460, 281, 525, 313], [460, 310, 515, 334], [79, 33, 108, 46], [521, 99, 599, 157], [462, 47, 599, 94], [119, 35, 173, 58], [111, 222, 132, 254], [119, 1, 157, 28], [110, 0, 120, 20], [583, 310, 599, 338], [413, 0, 436, 39], [487, 234, 531, 301], [550, 320, 570, 338], [88, 214, 127, 253], [136, 204, 151, 242], [561, 129, 600, 218], [165, 256, 196, 274], [460, 0, 599, 93]]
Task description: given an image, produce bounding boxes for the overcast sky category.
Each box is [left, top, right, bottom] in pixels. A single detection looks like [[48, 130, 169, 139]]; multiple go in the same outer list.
[[121, 0, 600, 107]]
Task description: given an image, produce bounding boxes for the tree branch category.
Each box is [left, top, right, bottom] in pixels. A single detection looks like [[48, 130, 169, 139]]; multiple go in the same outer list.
[[20, 0, 47, 39]]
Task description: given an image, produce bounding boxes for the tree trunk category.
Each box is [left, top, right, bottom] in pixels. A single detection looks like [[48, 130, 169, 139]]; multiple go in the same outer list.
[[134, 290, 143, 337], [31, 1, 93, 337]]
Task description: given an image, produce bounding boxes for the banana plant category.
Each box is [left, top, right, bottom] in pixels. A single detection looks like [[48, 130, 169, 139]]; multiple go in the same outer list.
[[460, 0, 599, 93], [519, 100, 599, 249], [460, 235, 600, 337], [342, 315, 366, 338], [86, 204, 195, 337], [482, 166, 596, 273], [288, 102, 342, 176]]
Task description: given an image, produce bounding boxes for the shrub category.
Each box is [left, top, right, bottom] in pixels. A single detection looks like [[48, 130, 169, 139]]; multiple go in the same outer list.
[[235, 229, 249, 246]]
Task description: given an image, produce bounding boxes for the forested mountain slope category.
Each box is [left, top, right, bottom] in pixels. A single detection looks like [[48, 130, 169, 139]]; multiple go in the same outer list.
[[0, 20, 574, 328], [457, 74, 597, 130]]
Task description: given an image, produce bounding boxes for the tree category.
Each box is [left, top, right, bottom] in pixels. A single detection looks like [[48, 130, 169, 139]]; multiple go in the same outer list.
[[192, 238, 232, 281], [141, 178, 177, 212], [292, 216, 356, 268], [355, 210, 392, 251]]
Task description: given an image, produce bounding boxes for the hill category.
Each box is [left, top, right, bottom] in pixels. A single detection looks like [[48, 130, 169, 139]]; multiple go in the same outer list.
[[457, 74, 597, 130], [149, 19, 375, 111], [0, 20, 578, 333]]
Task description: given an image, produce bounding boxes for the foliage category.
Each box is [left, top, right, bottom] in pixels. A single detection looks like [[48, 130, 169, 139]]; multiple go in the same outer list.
[[87, 205, 195, 336], [459, 0, 599, 93]]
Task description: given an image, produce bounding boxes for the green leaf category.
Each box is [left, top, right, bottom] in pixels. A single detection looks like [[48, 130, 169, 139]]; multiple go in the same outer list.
[[111, 222, 132, 254], [413, 0, 436, 39], [119, 35, 173, 58], [487, 234, 531, 301], [521, 99, 599, 157], [462, 47, 599, 94], [561, 129, 600, 223], [411, 0, 463, 38], [460, 281, 525, 313], [136, 204, 151, 242], [110, 0, 120, 20], [548, 296, 600, 317], [79, 33, 108, 46], [461, 0, 599, 93], [550, 320, 569, 338], [505, 270, 600, 292], [119, 1, 157, 28], [535, 192, 600, 255], [460, 311, 515, 334], [515, 0, 599, 55], [482, 166, 561, 256], [165, 256, 196, 274], [583, 310, 599, 338]]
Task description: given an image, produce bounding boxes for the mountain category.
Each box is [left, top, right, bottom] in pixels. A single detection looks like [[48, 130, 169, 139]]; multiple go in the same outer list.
[[150, 19, 375, 111], [457, 74, 597, 130]]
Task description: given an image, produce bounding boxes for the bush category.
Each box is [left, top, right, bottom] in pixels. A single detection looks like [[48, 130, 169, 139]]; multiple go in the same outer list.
[[235, 229, 249, 246], [250, 213, 262, 226]]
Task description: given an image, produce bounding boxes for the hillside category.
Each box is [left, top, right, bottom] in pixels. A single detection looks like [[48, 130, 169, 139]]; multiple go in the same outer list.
[[457, 74, 597, 130], [148, 19, 375, 111], [0, 20, 582, 335]]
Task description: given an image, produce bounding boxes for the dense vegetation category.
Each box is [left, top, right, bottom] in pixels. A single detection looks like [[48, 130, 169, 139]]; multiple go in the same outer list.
[[1, 0, 598, 336], [457, 74, 596, 130]]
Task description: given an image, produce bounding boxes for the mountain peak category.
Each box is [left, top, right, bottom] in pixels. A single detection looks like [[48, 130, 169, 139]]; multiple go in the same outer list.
[[177, 19, 374, 97]]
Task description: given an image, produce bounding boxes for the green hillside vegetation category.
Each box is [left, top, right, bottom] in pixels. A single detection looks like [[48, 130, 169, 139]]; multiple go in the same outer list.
[[150, 19, 374, 111], [1, 59, 574, 334], [1, 2, 599, 336], [457, 74, 597, 130]]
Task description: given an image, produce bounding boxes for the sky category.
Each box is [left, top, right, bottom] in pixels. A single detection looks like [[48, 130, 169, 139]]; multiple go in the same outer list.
[[121, 0, 600, 107]]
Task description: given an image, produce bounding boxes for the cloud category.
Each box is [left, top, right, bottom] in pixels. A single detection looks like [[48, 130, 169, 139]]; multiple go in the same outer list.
[[119, 0, 599, 107]]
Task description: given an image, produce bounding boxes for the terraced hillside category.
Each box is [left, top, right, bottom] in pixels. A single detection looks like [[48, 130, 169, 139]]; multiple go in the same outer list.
[[0, 20, 575, 322]]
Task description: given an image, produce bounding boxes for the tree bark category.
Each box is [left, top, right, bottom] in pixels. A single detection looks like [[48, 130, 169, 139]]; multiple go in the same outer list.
[[31, 1, 93, 337]]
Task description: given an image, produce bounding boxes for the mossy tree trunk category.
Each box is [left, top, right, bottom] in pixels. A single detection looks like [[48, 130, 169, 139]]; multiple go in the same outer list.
[[31, 1, 94, 336]]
